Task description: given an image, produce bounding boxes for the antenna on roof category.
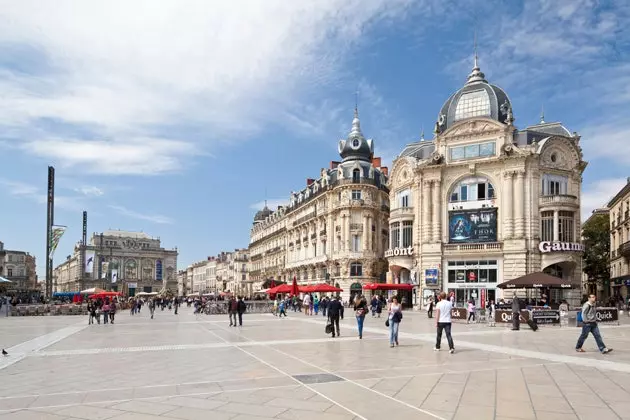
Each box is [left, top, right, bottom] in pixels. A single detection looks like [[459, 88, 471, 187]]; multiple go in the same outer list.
[[473, 29, 478, 68]]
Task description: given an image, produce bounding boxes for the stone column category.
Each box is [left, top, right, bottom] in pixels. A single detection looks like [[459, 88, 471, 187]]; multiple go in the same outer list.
[[363, 213, 369, 251], [514, 171, 525, 238], [423, 181, 432, 242], [375, 215, 382, 254], [553, 210, 559, 241], [327, 215, 333, 256], [367, 214, 372, 251], [432, 180, 441, 242], [503, 171, 513, 239], [346, 213, 351, 252]]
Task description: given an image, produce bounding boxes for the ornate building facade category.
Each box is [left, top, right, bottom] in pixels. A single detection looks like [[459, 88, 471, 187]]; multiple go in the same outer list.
[[249, 110, 390, 300], [387, 58, 586, 307], [0, 240, 37, 293], [53, 230, 178, 295], [609, 178, 630, 301]]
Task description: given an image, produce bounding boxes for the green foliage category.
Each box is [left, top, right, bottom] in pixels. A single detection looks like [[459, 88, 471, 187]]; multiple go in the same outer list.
[[582, 213, 610, 284]]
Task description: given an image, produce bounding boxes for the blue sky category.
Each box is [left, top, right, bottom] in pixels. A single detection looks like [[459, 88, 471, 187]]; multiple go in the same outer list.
[[1, 0, 629, 277]]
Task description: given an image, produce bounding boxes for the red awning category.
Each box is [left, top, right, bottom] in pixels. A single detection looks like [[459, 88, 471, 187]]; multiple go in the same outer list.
[[363, 283, 414, 291], [266, 284, 293, 294], [302, 284, 343, 293]]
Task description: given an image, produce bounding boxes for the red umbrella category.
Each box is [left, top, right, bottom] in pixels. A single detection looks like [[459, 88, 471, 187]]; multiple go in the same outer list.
[[363, 283, 413, 291], [307, 284, 343, 293], [267, 284, 292, 294], [290, 277, 300, 296]]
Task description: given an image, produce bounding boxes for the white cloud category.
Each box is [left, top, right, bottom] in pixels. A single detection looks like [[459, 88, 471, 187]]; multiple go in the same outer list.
[[0, 0, 419, 175], [0, 178, 87, 211], [74, 186, 104, 197], [0, 178, 41, 199], [250, 199, 289, 212], [581, 178, 628, 220], [108, 204, 173, 225]]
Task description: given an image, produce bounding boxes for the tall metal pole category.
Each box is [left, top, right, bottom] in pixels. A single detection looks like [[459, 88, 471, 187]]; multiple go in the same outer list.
[[45, 166, 55, 298], [81, 211, 87, 291]]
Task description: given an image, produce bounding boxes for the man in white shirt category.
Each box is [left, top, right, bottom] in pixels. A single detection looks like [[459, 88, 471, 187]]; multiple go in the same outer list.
[[434, 291, 455, 354]]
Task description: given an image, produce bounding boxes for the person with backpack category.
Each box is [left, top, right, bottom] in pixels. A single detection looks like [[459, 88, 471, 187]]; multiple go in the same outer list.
[[576, 294, 613, 354]]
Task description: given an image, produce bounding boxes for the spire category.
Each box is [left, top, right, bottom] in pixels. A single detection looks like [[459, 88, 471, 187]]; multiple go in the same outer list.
[[350, 90, 363, 137], [466, 31, 486, 84], [420, 125, 425, 141], [540, 105, 545, 124]]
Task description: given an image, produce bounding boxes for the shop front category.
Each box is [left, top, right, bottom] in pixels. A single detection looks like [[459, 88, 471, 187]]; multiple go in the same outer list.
[[445, 259, 499, 307]]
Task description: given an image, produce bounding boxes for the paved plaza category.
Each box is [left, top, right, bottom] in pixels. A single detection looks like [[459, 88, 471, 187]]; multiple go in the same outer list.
[[1, 308, 630, 420]]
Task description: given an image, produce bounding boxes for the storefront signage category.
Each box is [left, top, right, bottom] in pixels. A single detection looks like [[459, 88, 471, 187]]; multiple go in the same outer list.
[[425, 269, 439, 285], [448, 208, 497, 244], [385, 246, 414, 258], [494, 310, 530, 323], [531, 309, 560, 325], [538, 241, 585, 253], [450, 307, 468, 320]]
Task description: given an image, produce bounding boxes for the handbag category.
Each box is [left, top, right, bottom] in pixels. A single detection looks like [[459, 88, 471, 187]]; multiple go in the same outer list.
[[325, 322, 333, 334], [385, 319, 389, 327]]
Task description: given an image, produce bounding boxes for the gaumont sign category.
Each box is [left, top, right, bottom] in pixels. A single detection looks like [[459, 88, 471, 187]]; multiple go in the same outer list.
[[538, 241, 585, 253], [385, 246, 414, 258]]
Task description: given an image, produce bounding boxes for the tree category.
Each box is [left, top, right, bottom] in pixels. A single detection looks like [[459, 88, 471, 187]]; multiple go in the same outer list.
[[582, 212, 610, 293]]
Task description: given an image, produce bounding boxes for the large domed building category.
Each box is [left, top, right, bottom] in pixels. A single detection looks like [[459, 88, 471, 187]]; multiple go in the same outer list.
[[249, 109, 391, 300], [387, 56, 587, 308]]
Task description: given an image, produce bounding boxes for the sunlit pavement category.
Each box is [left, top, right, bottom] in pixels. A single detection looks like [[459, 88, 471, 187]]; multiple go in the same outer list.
[[1, 308, 629, 420]]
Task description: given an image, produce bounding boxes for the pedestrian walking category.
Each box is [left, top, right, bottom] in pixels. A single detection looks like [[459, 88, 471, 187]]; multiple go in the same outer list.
[[237, 296, 246, 326], [427, 297, 434, 319], [328, 296, 343, 338], [434, 291, 455, 353], [102, 301, 110, 325], [87, 301, 95, 325], [387, 297, 402, 348], [511, 294, 521, 331], [487, 300, 496, 327], [109, 301, 116, 324], [173, 297, 179, 315], [149, 299, 155, 319], [467, 299, 476, 323], [353, 295, 368, 339], [576, 294, 613, 354], [278, 299, 287, 317], [228, 296, 238, 326]]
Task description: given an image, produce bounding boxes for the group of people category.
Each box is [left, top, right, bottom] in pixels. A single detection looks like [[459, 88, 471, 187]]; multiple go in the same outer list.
[[87, 298, 117, 324]]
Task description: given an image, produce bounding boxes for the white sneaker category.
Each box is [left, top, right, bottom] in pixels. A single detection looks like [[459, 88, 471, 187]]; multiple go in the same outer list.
[[433, 347, 440, 351], [449, 349, 455, 354]]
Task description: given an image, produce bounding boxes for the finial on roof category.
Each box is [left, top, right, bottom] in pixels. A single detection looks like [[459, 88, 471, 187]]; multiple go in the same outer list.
[[466, 31, 486, 84], [350, 91, 363, 138], [420, 125, 425, 141], [540, 105, 545, 124]]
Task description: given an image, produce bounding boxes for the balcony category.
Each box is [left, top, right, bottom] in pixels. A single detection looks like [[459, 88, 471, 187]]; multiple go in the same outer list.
[[619, 241, 630, 258], [539, 194, 579, 209], [350, 223, 363, 231], [444, 242, 503, 253], [389, 206, 415, 220]]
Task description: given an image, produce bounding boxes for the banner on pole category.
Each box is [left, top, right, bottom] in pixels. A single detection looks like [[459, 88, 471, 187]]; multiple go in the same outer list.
[[111, 269, 118, 284], [49, 225, 67, 259]]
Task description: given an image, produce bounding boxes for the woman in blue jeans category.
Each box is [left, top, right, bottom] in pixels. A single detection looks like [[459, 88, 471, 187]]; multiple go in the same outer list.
[[353, 295, 368, 339], [388, 297, 402, 347]]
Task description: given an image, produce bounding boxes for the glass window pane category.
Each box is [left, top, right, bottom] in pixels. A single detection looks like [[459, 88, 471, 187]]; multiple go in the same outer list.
[[461, 186, 468, 201], [489, 269, 497, 283], [454, 90, 491, 121], [465, 144, 479, 158]]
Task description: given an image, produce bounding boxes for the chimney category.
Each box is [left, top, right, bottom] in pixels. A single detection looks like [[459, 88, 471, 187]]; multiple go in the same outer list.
[[306, 178, 315, 186], [330, 161, 340, 169], [381, 166, 389, 176], [372, 157, 381, 168]]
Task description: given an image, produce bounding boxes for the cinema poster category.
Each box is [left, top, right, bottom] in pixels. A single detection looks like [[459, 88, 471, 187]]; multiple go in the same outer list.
[[448, 208, 497, 243]]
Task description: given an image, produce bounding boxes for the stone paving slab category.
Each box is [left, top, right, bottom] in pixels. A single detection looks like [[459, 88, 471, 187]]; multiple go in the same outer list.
[[0, 309, 629, 419]]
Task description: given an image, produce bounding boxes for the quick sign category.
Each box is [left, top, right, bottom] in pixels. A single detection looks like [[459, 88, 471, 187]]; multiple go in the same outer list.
[[385, 246, 414, 258], [538, 241, 585, 253], [494, 310, 530, 323]]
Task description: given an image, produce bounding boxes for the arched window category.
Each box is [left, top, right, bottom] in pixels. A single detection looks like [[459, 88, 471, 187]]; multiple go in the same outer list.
[[353, 168, 361, 183], [544, 264, 563, 279], [350, 262, 363, 277], [449, 176, 495, 203]]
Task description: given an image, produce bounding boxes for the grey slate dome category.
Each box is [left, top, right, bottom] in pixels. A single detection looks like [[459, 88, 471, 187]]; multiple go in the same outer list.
[[253, 205, 272, 223], [436, 58, 512, 133], [338, 108, 374, 163]]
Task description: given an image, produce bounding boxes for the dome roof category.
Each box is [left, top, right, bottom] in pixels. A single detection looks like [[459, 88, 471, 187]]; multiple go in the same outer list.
[[338, 108, 374, 163], [436, 59, 512, 133], [253, 204, 272, 223]]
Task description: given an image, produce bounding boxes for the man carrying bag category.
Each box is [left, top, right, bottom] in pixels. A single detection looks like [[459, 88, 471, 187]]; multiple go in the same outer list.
[[327, 296, 343, 338]]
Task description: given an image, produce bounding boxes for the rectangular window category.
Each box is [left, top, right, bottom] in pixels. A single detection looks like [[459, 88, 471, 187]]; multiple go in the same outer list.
[[242, 274, 246, 281], [450, 142, 495, 161], [352, 190, 362, 200], [478, 183, 486, 200], [7, 268, 12, 277], [351, 235, 361, 252], [558, 211, 574, 242], [390, 222, 400, 249], [396, 189, 411, 208], [401, 195, 409, 208], [541, 174, 568, 196], [350, 263, 363, 276], [460, 185, 468, 201], [402, 221, 413, 247], [541, 211, 554, 241], [488, 269, 497, 283]]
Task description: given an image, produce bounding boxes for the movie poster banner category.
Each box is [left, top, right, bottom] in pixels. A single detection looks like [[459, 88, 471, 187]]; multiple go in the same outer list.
[[449, 208, 498, 244], [84, 250, 95, 273], [155, 259, 163, 282]]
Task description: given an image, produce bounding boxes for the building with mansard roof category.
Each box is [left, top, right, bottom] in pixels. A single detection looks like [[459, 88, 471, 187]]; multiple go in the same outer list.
[[249, 109, 390, 301], [387, 56, 587, 308]]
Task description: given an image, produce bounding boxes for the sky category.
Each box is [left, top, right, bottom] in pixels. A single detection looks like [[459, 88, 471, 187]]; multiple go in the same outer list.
[[1, 0, 629, 277]]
